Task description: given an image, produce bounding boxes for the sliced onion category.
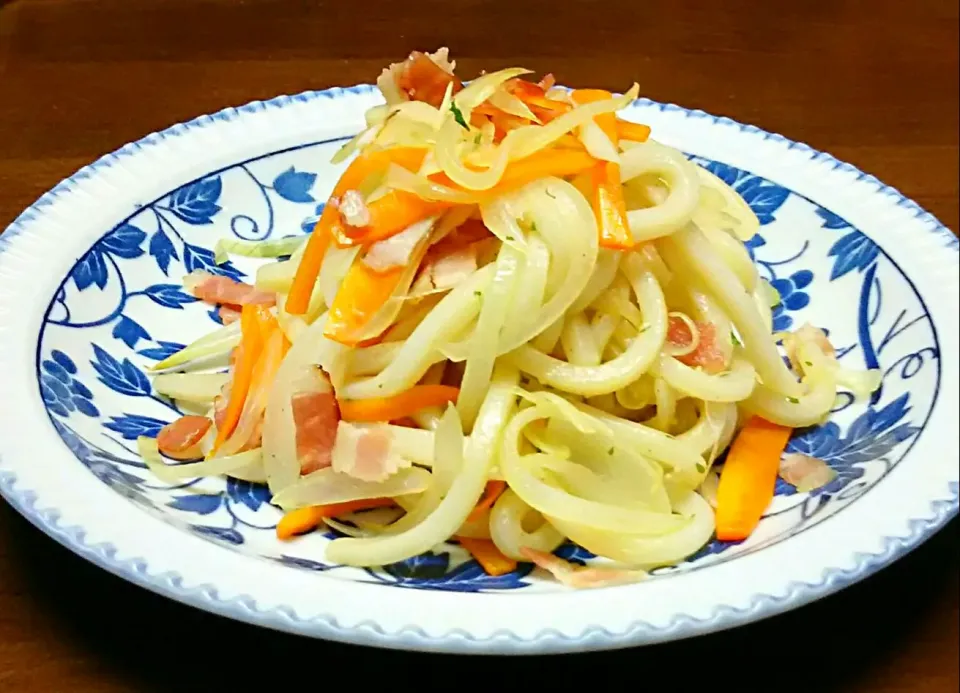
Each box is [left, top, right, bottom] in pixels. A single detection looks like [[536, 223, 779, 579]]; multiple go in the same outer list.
[[138, 437, 262, 484], [152, 373, 229, 403], [270, 466, 431, 512]]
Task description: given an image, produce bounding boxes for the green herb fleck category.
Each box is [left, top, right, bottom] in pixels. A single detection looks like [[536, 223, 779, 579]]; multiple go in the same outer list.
[[506, 235, 516, 241], [731, 332, 742, 346], [787, 396, 800, 404], [474, 132, 482, 145], [474, 290, 483, 298], [529, 221, 538, 232], [546, 190, 557, 199], [607, 447, 615, 455], [696, 463, 706, 473], [804, 361, 813, 367], [450, 102, 469, 130]]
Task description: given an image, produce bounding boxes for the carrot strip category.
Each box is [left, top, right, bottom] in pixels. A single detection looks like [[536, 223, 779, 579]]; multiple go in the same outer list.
[[286, 147, 428, 314], [715, 417, 793, 541], [467, 480, 507, 522], [571, 90, 634, 250], [338, 190, 452, 246], [458, 537, 517, 576], [339, 385, 460, 422], [616, 119, 651, 143], [324, 262, 405, 346], [276, 498, 396, 540], [209, 305, 267, 455], [429, 148, 597, 199]]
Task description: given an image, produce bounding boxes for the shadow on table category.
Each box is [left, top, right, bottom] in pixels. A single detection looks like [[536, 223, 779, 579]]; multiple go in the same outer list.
[[2, 505, 957, 692]]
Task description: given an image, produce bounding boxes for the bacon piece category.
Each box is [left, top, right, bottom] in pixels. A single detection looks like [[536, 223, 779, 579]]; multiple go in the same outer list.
[[520, 548, 647, 589], [218, 305, 242, 325], [395, 50, 463, 107], [779, 453, 836, 493], [184, 271, 275, 308], [291, 369, 340, 475], [157, 415, 213, 461], [667, 316, 727, 374], [331, 423, 411, 482], [361, 217, 435, 273]]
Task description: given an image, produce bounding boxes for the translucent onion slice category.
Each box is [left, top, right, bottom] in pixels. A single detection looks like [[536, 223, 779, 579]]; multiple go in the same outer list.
[[271, 466, 432, 512], [138, 437, 262, 484], [152, 373, 229, 403]]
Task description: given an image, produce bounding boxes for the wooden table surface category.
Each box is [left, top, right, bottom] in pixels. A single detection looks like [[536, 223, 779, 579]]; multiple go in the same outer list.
[[0, 0, 957, 690]]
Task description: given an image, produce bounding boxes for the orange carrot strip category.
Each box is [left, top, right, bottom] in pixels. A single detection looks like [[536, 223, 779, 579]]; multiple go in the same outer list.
[[571, 89, 618, 142], [590, 161, 633, 249], [276, 498, 396, 540], [715, 417, 793, 541], [338, 190, 452, 245], [323, 262, 405, 346], [339, 385, 460, 422], [467, 480, 507, 522], [458, 537, 517, 576], [209, 305, 267, 455], [616, 119, 651, 143], [571, 90, 634, 250], [286, 147, 428, 314], [428, 148, 597, 200]]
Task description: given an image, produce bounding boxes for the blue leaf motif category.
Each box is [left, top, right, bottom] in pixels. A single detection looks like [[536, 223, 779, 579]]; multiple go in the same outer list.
[[553, 542, 596, 566], [168, 177, 223, 224], [383, 551, 451, 580], [169, 494, 223, 515], [273, 167, 317, 203], [737, 179, 789, 226], [273, 555, 338, 572], [148, 229, 179, 275], [72, 250, 108, 291], [90, 344, 152, 397], [828, 231, 881, 280], [42, 359, 72, 384], [137, 341, 186, 361], [104, 414, 167, 440], [142, 283, 197, 309], [783, 394, 919, 496], [226, 478, 272, 512], [191, 525, 244, 545], [182, 243, 244, 281], [98, 223, 146, 259], [701, 160, 743, 187], [111, 315, 151, 348], [816, 207, 852, 230]]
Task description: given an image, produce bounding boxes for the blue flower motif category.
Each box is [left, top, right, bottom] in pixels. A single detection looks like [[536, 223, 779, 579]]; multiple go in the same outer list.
[[273, 555, 340, 572], [779, 393, 919, 497], [743, 233, 766, 261], [168, 177, 223, 225], [769, 269, 814, 332], [226, 478, 272, 512], [273, 167, 317, 203], [827, 231, 881, 280], [40, 351, 99, 418]]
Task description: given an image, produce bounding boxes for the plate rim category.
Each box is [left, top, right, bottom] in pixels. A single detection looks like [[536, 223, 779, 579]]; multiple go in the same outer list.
[[0, 83, 957, 654]]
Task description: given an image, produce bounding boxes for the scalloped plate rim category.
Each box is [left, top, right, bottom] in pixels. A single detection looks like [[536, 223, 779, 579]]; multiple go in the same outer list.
[[0, 83, 957, 654]]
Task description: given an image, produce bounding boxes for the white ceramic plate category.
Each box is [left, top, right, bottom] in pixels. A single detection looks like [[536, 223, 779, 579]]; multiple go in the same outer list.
[[0, 85, 957, 654]]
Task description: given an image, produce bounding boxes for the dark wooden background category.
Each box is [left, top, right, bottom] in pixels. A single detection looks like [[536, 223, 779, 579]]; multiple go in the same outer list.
[[0, 1, 956, 690]]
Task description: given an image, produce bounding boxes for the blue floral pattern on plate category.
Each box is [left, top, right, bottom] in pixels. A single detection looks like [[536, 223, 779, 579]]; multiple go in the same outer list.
[[35, 140, 940, 592]]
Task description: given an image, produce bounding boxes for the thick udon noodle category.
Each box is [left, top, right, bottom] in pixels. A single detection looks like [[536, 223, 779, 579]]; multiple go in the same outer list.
[[255, 136, 836, 570]]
